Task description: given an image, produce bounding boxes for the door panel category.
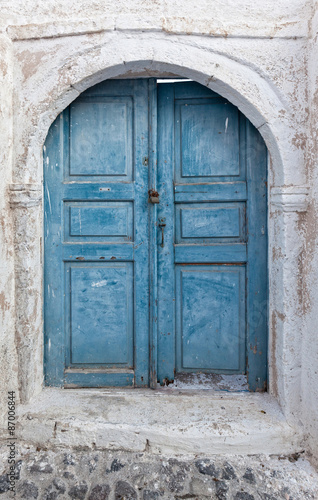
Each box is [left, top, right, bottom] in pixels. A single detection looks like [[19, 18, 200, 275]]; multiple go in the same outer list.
[[175, 265, 245, 372], [66, 263, 133, 366], [64, 201, 134, 242], [175, 99, 240, 180], [69, 97, 133, 179], [176, 203, 245, 242], [157, 81, 267, 391], [44, 79, 150, 388]]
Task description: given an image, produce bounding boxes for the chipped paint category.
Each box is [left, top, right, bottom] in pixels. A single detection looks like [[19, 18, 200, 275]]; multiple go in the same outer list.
[[0, 0, 317, 464]]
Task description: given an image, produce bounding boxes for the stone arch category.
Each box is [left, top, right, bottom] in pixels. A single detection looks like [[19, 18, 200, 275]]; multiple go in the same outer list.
[[16, 36, 295, 186], [12, 34, 307, 414]]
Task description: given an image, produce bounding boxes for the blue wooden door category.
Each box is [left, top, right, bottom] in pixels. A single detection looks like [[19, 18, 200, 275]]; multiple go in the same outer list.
[[44, 80, 150, 387], [44, 79, 267, 390], [157, 81, 267, 391]]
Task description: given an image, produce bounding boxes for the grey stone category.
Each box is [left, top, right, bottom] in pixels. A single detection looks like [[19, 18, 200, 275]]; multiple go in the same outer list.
[[64, 472, 75, 479], [44, 492, 58, 500], [108, 459, 125, 473], [88, 457, 99, 474], [168, 459, 190, 471], [160, 463, 173, 476], [234, 493, 255, 500], [19, 480, 39, 499], [281, 486, 291, 495], [64, 454, 76, 466], [0, 475, 10, 494], [131, 474, 148, 489], [242, 468, 256, 484], [142, 491, 159, 500], [190, 477, 214, 497], [168, 472, 186, 493], [68, 482, 88, 499], [30, 459, 53, 474], [15, 460, 22, 480], [222, 462, 237, 480], [175, 496, 200, 500], [195, 459, 219, 478], [88, 484, 110, 500], [162, 465, 187, 494], [115, 480, 137, 499], [43, 478, 66, 500], [216, 480, 228, 500], [53, 478, 66, 493], [0, 448, 316, 500]]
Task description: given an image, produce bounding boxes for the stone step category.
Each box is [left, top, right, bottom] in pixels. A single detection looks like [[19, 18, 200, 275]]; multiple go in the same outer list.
[[15, 388, 303, 456], [1, 445, 317, 500], [1, 446, 317, 500]]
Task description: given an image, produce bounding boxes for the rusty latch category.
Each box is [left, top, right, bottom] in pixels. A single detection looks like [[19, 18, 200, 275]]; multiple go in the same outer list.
[[148, 189, 159, 204]]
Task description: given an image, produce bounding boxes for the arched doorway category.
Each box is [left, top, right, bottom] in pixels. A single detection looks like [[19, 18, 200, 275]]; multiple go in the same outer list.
[[44, 77, 267, 391]]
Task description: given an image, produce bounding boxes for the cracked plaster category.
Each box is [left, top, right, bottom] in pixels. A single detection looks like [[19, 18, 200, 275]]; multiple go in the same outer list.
[[0, 0, 317, 466]]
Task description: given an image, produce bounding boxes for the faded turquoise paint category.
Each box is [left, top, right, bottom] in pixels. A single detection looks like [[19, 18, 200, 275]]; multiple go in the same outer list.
[[157, 81, 267, 391], [175, 266, 245, 372], [44, 79, 267, 391], [44, 79, 150, 387], [176, 204, 245, 241], [66, 202, 134, 241], [66, 263, 134, 366]]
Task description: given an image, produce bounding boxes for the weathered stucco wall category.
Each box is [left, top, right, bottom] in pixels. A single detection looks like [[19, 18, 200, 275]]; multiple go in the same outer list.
[[302, 0, 318, 465], [0, 0, 317, 461], [0, 34, 18, 428]]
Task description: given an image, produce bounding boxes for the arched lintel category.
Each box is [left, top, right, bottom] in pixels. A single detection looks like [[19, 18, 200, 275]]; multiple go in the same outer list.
[[25, 36, 292, 186]]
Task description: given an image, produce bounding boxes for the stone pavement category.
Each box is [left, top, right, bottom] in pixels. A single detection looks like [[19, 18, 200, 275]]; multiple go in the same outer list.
[[0, 446, 318, 499]]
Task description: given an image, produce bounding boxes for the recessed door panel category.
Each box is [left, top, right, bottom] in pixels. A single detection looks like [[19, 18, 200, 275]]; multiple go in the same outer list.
[[69, 98, 133, 179], [64, 201, 133, 242], [176, 203, 245, 243], [175, 99, 240, 182], [67, 263, 133, 366], [176, 266, 245, 372]]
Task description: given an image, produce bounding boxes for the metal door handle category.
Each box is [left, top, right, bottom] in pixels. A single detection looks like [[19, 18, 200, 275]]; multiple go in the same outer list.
[[159, 223, 166, 247]]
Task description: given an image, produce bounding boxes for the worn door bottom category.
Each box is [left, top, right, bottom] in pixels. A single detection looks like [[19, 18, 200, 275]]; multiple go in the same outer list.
[[158, 373, 248, 391]]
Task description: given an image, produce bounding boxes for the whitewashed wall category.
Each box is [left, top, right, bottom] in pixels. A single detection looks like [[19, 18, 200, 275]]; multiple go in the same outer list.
[[302, 0, 318, 465], [0, 0, 317, 463]]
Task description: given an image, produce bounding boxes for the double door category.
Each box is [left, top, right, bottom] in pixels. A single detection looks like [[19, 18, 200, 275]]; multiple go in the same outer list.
[[44, 79, 267, 391]]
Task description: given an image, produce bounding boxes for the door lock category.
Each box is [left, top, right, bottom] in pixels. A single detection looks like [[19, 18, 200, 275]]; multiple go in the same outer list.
[[148, 189, 160, 204]]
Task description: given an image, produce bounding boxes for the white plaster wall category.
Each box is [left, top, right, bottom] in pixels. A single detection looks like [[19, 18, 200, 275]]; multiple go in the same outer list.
[[0, 0, 317, 461], [302, 0, 318, 465], [0, 34, 18, 428]]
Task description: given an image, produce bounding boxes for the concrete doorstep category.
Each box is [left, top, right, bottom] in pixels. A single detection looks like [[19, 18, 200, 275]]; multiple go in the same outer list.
[[1, 387, 317, 499], [15, 388, 302, 456]]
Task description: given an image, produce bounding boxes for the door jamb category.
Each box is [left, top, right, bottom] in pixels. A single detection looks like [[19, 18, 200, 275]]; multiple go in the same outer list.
[[148, 78, 158, 388]]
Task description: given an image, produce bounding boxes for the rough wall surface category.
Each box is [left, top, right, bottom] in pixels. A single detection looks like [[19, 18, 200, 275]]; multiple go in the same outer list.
[[302, 0, 318, 466], [0, 0, 317, 462], [0, 34, 17, 427]]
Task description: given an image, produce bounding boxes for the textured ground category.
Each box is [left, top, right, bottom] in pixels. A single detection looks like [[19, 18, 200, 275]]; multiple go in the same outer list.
[[0, 446, 318, 499]]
